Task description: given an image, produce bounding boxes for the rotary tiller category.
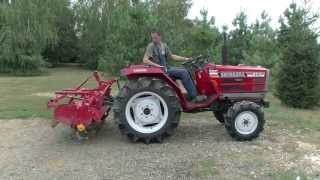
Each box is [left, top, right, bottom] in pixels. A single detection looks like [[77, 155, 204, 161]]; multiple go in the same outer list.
[[48, 71, 116, 138]]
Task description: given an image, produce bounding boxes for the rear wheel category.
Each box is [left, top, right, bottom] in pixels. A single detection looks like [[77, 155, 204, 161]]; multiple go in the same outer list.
[[114, 77, 181, 143], [224, 101, 264, 141]]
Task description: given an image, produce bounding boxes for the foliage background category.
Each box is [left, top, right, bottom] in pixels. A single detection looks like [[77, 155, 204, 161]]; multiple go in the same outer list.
[[0, 0, 319, 108]]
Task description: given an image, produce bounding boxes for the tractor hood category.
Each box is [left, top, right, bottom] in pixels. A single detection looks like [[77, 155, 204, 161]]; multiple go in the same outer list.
[[215, 65, 268, 79], [210, 64, 270, 96], [215, 65, 268, 72]]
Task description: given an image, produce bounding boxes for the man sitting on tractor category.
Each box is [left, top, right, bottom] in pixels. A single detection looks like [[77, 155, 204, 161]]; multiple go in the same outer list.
[[143, 30, 206, 102]]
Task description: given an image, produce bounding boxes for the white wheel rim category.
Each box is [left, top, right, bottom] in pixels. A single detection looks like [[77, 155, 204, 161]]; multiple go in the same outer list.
[[125, 91, 168, 134], [234, 111, 258, 135]]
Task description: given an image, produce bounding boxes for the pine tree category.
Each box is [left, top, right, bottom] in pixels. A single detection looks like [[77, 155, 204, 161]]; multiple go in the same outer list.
[[187, 9, 221, 59], [276, 3, 320, 108], [245, 11, 279, 69], [228, 11, 251, 65]]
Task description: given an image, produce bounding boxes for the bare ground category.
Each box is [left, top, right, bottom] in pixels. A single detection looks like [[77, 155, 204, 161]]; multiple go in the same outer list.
[[0, 113, 320, 180]]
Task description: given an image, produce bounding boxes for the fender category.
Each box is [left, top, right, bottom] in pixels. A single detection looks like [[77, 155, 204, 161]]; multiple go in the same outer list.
[[120, 64, 220, 112], [121, 64, 185, 101]]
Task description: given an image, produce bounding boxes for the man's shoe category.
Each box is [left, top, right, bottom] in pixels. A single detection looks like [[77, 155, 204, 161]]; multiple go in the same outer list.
[[191, 95, 207, 103]]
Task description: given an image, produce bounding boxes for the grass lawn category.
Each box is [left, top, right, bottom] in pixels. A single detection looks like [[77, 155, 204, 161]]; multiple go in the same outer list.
[[265, 94, 320, 131], [0, 67, 319, 131], [0, 67, 101, 119]]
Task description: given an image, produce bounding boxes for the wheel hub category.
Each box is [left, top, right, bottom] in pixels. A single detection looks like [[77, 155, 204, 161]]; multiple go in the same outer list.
[[143, 108, 151, 115], [132, 95, 162, 126], [235, 111, 258, 135], [243, 119, 249, 126]]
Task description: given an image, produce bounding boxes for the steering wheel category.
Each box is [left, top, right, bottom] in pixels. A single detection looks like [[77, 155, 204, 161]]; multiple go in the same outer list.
[[182, 55, 209, 69]]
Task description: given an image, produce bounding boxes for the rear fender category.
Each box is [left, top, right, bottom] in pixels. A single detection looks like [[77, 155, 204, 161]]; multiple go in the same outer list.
[[121, 65, 186, 106]]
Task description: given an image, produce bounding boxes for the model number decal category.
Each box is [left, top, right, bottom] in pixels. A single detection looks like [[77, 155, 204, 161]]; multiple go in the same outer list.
[[220, 72, 265, 78], [246, 72, 265, 78]]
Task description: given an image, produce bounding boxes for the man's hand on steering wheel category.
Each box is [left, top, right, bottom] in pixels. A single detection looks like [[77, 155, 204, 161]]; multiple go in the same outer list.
[[182, 55, 209, 69], [184, 57, 193, 61]]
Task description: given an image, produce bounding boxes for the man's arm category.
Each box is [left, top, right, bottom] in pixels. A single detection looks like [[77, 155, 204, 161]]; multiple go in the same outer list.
[[170, 54, 191, 61], [143, 44, 162, 67], [165, 44, 191, 61], [143, 55, 162, 67]]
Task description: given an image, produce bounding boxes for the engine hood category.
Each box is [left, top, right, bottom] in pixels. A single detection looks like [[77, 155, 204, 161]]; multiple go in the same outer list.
[[215, 65, 267, 72]]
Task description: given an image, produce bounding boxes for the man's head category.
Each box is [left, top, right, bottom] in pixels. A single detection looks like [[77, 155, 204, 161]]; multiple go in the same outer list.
[[150, 30, 162, 44]]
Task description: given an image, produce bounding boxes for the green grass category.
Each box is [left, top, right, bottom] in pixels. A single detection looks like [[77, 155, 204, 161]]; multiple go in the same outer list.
[[269, 170, 308, 180], [0, 67, 98, 119], [265, 94, 320, 131], [196, 159, 218, 177]]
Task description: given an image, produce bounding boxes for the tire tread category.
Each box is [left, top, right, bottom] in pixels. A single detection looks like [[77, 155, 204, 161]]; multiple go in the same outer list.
[[114, 77, 181, 143], [224, 101, 265, 141]]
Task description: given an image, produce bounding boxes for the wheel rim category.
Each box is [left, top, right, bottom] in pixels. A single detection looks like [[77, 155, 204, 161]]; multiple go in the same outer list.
[[125, 91, 168, 134], [234, 111, 258, 135]]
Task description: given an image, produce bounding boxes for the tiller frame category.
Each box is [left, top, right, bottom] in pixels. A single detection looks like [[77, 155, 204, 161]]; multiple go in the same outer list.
[[48, 71, 116, 136]]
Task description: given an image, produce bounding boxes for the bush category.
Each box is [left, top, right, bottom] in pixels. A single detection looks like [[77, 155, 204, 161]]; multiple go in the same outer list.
[[276, 3, 320, 108], [0, 54, 45, 75], [0, 0, 59, 74]]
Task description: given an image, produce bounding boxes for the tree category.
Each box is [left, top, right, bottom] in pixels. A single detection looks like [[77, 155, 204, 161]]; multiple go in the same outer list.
[[74, 0, 195, 74], [276, 2, 320, 108], [187, 9, 221, 61], [228, 11, 251, 65], [42, 0, 78, 65], [97, 0, 151, 74], [244, 11, 279, 68], [148, 0, 192, 55], [0, 0, 57, 75]]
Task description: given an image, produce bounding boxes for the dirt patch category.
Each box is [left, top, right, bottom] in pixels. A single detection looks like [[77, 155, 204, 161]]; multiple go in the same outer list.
[[0, 114, 319, 179], [30, 92, 54, 97]]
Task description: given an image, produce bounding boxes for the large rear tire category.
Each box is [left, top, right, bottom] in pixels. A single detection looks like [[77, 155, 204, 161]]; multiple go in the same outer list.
[[113, 77, 181, 144], [225, 101, 264, 141]]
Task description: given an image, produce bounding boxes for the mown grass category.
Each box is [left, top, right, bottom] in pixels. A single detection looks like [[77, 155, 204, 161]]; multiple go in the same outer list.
[[269, 170, 308, 180], [196, 159, 218, 177], [0, 67, 319, 133], [265, 94, 320, 131], [0, 67, 101, 119]]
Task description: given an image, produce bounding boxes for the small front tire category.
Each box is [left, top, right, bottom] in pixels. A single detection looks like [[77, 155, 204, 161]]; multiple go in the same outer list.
[[225, 101, 264, 141], [214, 111, 225, 123]]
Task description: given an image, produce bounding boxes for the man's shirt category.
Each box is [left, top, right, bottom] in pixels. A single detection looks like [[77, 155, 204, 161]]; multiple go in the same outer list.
[[144, 42, 172, 67]]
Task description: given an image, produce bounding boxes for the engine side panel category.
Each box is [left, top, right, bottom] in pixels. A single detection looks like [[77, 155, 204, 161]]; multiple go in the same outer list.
[[202, 64, 269, 100], [216, 65, 268, 93]]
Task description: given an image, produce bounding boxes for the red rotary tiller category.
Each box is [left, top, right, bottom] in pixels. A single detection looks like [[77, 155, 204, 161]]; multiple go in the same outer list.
[[48, 71, 117, 138]]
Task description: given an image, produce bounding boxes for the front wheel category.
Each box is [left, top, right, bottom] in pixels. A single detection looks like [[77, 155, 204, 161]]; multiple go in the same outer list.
[[214, 111, 225, 123], [114, 77, 181, 144], [224, 101, 264, 141]]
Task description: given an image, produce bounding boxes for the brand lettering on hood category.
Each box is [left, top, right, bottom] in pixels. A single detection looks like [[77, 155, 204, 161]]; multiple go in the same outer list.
[[220, 72, 246, 78]]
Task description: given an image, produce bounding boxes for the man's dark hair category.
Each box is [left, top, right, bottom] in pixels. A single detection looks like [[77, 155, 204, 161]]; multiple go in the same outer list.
[[150, 30, 161, 36]]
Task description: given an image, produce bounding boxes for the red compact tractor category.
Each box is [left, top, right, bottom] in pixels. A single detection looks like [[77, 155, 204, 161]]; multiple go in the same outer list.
[[49, 56, 269, 143]]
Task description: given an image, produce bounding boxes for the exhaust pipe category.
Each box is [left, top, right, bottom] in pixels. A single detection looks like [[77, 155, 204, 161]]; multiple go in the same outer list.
[[221, 32, 228, 65]]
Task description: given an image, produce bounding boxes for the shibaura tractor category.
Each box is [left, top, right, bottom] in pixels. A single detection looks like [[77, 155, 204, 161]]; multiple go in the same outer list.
[[48, 55, 270, 143]]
